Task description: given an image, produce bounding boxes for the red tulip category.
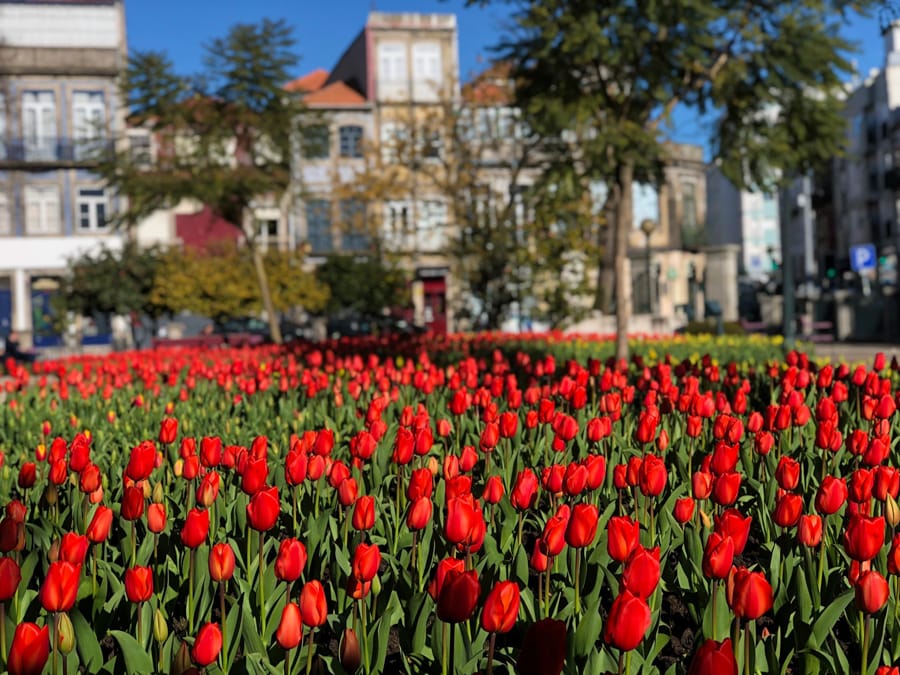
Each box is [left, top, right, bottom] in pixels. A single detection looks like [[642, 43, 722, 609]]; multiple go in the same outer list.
[[775, 456, 800, 491], [86, 506, 113, 544], [510, 469, 538, 511], [191, 622, 222, 667], [727, 567, 773, 620], [17, 463, 36, 490], [299, 580, 328, 627], [352, 543, 381, 583], [241, 457, 269, 496], [815, 476, 848, 515], [180, 507, 210, 549], [407, 497, 433, 530], [482, 475, 505, 504], [607, 516, 640, 563], [437, 569, 480, 623], [714, 509, 752, 555], [209, 542, 236, 582], [200, 436, 222, 468], [0, 556, 21, 601], [565, 503, 599, 549], [274, 538, 306, 583], [844, 514, 885, 561], [604, 590, 651, 651], [638, 454, 667, 497], [40, 561, 80, 612], [124, 566, 153, 603], [674, 497, 695, 524], [159, 417, 178, 445], [429, 557, 465, 601], [711, 472, 741, 506], [285, 448, 308, 486], [147, 503, 167, 534], [481, 581, 520, 633], [125, 440, 156, 482], [247, 486, 280, 532], [407, 468, 433, 501], [772, 492, 803, 528], [798, 514, 823, 547], [688, 638, 738, 675], [702, 532, 734, 579], [276, 602, 303, 650], [59, 532, 89, 565], [7, 622, 49, 675], [196, 471, 220, 507], [78, 463, 101, 494], [622, 545, 661, 599], [856, 570, 890, 614], [120, 485, 145, 521], [352, 495, 375, 531]]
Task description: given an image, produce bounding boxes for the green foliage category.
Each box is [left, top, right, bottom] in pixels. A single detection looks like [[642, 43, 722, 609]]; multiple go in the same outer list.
[[315, 254, 407, 316], [150, 245, 329, 320], [53, 242, 170, 323]]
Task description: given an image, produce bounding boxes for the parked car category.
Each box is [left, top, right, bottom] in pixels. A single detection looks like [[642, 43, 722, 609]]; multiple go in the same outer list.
[[325, 310, 426, 339], [214, 316, 314, 345]]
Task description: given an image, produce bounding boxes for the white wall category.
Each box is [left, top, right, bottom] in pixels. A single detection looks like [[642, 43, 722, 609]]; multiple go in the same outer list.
[[0, 234, 123, 272], [0, 4, 121, 48]]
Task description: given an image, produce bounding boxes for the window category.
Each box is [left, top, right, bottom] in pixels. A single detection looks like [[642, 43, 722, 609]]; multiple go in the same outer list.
[[0, 93, 6, 160], [380, 122, 408, 162], [24, 185, 60, 234], [256, 219, 279, 249], [412, 42, 442, 100], [302, 125, 330, 159], [386, 201, 410, 231], [306, 199, 332, 254], [77, 188, 108, 231], [418, 200, 447, 251], [129, 133, 151, 166], [72, 91, 105, 160], [22, 91, 57, 161], [0, 193, 9, 235], [418, 130, 441, 159], [339, 125, 363, 158], [378, 42, 408, 98], [340, 200, 368, 251]]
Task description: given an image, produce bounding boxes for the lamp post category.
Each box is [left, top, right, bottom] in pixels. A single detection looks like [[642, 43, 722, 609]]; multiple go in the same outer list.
[[640, 218, 657, 314]]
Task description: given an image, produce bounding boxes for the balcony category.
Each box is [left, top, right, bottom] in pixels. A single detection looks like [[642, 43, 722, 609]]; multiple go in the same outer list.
[[0, 137, 114, 168]]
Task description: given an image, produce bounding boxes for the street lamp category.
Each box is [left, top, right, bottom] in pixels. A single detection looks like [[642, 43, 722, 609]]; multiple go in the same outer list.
[[640, 218, 657, 314]]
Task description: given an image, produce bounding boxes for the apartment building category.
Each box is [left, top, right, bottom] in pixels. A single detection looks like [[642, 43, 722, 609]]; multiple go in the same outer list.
[[289, 12, 459, 333], [0, 0, 128, 346]]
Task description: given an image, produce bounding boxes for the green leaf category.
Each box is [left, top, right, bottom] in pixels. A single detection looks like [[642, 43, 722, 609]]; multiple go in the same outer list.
[[808, 590, 852, 649], [71, 608, 104, 672], [109, 630, 154, 674], [573, 604, 602, 657]]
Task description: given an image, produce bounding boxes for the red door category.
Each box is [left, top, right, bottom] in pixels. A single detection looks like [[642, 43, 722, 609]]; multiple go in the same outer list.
[[422, 277, 447, 334]]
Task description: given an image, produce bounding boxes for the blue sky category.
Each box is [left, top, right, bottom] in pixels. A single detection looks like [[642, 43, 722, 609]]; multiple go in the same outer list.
[[126, 1, 887, 153]]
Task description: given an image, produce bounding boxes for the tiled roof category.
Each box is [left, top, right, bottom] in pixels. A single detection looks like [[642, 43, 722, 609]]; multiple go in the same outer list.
[[463, 62, 515, 106], [284, 69, 329, 94], [304, 81, 367, 107]]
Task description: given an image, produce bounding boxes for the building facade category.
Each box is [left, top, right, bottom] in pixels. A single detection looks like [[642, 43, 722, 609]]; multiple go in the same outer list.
[[0, 0, 128, 346]]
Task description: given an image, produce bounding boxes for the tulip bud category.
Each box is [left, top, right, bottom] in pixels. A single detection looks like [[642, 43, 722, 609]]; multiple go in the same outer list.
[[154, 608, 169, 643], [371, 573, 382, 596], [152, 482, 165, 504], [699, 508, 712, 529], [171, 640, 192, 675], [47, 538, 60, 563], [174, 459, 184, 477], [340, 628, 361, 673], [44, 484, 58, 506], [142, 481, 152, 499], [887, 494, 900, 528], [58, 612, 76, 654]]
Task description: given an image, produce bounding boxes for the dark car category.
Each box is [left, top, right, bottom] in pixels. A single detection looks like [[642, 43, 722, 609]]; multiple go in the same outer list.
[[325, 310, 426, 339], [214, 317, 313, 345]]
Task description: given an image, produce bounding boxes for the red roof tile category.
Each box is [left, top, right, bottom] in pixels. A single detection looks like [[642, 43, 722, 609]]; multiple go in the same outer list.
[[304, 81, 367, 107], [284, 69, 329, 93]]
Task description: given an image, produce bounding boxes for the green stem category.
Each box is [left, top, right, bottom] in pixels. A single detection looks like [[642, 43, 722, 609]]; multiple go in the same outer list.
[[744, 622, 751, 675], [862, 612, 869, 675], [442, 621, 449, 675], [0, 602, 6, 667], [188, 549, 196, 634], [817, 529, 827, 594], [305, 628, 315, 675], [259, 530, 266, 636], [574, 549, 582, 615], [220, 581, 228, 674], [51, 613, 58, 675], [361, 597, 371, 675], [486, 632, 496, 675], [137, 604, 143, 645], [131, 520, 136, 567], [711, 579, 717, 641]]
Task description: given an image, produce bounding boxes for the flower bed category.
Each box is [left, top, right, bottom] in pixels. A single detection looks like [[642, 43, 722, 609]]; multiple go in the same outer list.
[[0, 335, 894, 674]]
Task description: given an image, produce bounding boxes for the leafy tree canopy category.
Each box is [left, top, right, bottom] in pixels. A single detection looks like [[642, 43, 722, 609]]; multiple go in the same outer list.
[[315, 255, 408, 317]]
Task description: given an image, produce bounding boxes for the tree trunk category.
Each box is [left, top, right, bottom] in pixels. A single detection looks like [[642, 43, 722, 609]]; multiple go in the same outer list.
[[614, 161, 634, 362], [243, 214, 283, 345]]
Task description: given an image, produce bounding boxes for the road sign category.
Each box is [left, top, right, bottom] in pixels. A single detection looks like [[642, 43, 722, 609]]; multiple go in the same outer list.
[[850, 244, 877, 273]]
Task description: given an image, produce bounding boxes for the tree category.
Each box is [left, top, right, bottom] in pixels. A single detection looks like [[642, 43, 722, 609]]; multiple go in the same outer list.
[[53, 242, 170, 332], [98, 19, 308, 343], [150, 245, 329, 321], [474, 0, 873, 357], [315, 255, 407, 317], [330, 70, 600, 330]]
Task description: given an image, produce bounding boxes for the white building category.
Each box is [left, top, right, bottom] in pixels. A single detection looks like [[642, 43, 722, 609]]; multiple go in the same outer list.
[[0, 0, 128, 346]]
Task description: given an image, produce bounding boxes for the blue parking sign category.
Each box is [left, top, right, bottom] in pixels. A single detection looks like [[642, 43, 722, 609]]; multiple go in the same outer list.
[[850, 244, 877, 272]]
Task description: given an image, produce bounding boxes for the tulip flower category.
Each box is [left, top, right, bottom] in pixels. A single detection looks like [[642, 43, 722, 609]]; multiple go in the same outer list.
[[844, 514, 885, 562], [429, 557, 465, 601], [125, 440, 156, 482], [0, 556, 21, 601], [181, 508, 210, 549], [352, 495, 375, 531], [772, 492, 803, 528], [437, 569, 480, 623], [607, 516, 640, 563], [702, 532, 734, 579], [274, 538, 306, 584], [7, 622, 49, 675], [247, 486, 280, 532], [299, 580, 328, 627], [407, 497, 433, 531], [40, 561, 80, 613], [688, 638, 738, 675], [674, 497, 695, 524], [159, 417, 178, 445], [638, 454, 667, 497], [209, 542, 236, 582], [816, 475, 848, 515], [622, 546, 661, 599], [196, 471, 220, 508], [241, 457, 269, 496], [481, 581, 520, 633], [510, 469, 538, 511], [856, 570, 890, 614], [276, 602, 303, 650], [191, 622, 222, 668], [798, 514, 823, 547], [124, 566, 153, 604], [147, 503, 167, 534], [540, 504, 570, 557], [59, 532, 89, 565], [714, 509, 752, 555], [565, 503, 599, 549], [352, 543, 381, 583], [120, 485, 145, 521], [604, 590, 651, 651], [340, 628, 362, 674], [727, 567, 773, 620]]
